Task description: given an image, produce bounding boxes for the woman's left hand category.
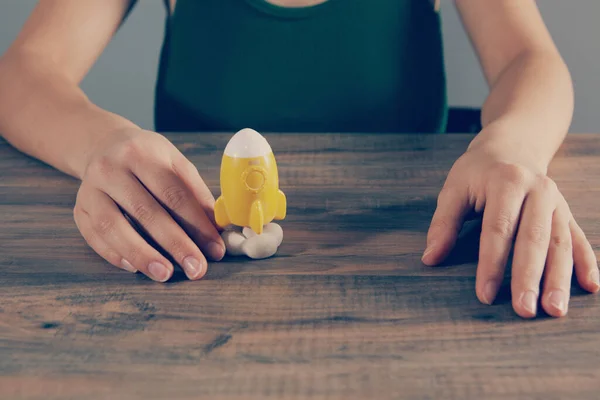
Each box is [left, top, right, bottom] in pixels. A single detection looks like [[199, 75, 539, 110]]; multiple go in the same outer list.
[[422, 138, 599, 318]]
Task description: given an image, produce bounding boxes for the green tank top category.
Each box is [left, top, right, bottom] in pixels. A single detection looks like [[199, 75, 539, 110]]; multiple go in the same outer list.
[[154, 0, 448, 133]]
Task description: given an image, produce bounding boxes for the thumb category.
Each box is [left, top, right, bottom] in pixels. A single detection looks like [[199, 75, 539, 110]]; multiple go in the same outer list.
[[422, 186, 469, 266]]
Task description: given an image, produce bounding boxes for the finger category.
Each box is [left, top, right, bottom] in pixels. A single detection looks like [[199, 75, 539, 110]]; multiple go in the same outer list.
[[76, 188, 175, 281], [171, 153, 220, 227], [570, 218, 600, 293], [99, 174, 209, 281], [541, 204, 573, 317], [135, 162, 225, 261], [422, 185, 469, 266], [511, 178, 556, 319], [74, 206, 138, 274], [476, 182, 525, 305]]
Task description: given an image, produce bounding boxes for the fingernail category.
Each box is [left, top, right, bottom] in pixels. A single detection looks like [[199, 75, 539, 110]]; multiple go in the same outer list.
[[183, 256, 205, 279], [208, 241, 225, 260], [520, 290, 538, 315], [422, 242, 436, 262], [148, 262, 171, 282], [589, 269, 600, 291], [482, 280, 499, 305], [120, 259, 138, 273], [548, 290, 566, 313]]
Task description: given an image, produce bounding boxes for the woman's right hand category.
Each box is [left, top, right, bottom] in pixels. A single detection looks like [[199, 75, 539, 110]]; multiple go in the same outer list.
[[73, 128, 225, 282]]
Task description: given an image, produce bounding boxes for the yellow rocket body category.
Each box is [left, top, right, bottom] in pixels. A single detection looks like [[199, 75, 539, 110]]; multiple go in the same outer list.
[[214, 129, 286, 235]]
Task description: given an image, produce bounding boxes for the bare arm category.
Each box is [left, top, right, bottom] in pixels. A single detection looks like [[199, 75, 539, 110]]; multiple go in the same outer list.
[[0, 0, 138, 178], [0, 0, 225, 282], [425, 2, 597, 320], [455, 0, 573, 171]]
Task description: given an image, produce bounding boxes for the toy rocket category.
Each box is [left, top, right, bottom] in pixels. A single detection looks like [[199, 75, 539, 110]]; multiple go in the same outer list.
[[214, 128, 286, 235]]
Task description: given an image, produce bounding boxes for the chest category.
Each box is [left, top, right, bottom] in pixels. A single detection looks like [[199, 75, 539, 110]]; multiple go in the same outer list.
[[257, 0, 328, 5], [167, 0, 440, 14], [168, 0, 328, 13]]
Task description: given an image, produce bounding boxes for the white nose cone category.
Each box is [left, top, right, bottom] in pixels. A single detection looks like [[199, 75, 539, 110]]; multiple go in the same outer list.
[[224, 128, 272, 158]]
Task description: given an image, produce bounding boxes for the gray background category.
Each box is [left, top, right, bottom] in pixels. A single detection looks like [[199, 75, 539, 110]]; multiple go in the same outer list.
[[1, 1, 598, 132]]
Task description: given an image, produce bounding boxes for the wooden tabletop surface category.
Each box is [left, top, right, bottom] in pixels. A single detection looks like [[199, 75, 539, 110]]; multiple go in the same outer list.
[[1, 133, 599, 399]]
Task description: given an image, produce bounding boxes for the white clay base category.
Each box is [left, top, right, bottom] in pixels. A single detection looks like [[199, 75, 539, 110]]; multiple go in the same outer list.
[[221, 223, 283, 259]]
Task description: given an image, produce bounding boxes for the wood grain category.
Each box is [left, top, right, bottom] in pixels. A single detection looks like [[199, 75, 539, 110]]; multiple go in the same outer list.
[[1, 133, 600, 400]]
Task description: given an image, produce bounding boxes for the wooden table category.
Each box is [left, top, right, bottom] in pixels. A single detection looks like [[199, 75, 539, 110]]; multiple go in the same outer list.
[[1, 133, 599, 399]]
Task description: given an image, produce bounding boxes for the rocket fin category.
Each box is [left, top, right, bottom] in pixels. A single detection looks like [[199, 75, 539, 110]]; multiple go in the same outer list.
[[275, 190, 287, 220], [214, 196, 230, 228]]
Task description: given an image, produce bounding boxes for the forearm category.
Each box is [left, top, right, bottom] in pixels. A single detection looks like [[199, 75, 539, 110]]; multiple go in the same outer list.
[[470, 50, 574, 171], [0, 51, 138, 179]]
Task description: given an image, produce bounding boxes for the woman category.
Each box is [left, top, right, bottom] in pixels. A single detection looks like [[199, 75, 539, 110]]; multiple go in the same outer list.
[[0, 0, 597, 319]]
